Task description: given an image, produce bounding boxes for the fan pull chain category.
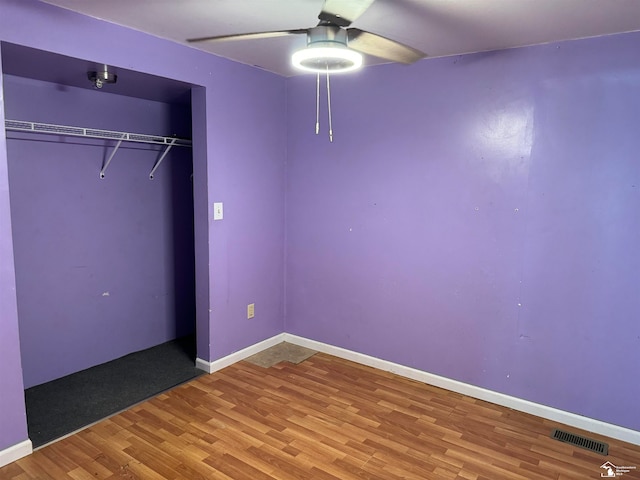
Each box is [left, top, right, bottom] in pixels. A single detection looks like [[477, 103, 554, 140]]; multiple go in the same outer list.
[[315, 72, 320, 135], [313, 68, 334, 142], [326, 66, 333, 143]]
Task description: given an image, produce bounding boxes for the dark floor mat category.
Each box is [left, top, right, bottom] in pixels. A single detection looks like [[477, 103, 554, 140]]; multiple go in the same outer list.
[[25, 335, 204, 448]]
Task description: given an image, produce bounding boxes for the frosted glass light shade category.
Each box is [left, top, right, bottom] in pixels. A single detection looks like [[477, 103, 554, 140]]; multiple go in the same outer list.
[[292, 44, 362, 73]]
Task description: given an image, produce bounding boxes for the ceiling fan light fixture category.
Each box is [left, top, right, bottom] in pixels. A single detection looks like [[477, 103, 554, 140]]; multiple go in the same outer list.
[[292, 42, 362, 74]]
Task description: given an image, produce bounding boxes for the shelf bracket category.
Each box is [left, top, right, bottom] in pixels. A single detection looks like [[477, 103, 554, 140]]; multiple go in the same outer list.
[[99, 136, 125, 179], [149, 139, 177, 180]]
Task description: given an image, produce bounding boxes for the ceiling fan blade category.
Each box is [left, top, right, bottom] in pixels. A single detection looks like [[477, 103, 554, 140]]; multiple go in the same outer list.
[[318, 0, 376, 27], [347, 28, 426, 64], [188, 29, 308, 43]]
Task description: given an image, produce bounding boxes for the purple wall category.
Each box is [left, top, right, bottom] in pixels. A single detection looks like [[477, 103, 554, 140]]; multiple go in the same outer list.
[[5, 75, 194, 388], [0, 0, 285, 453], [0, 48, 30, 454], [285, 33, 640, 431]]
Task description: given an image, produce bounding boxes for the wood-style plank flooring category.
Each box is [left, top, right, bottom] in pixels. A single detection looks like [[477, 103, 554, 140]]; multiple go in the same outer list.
[[2, 353, 639, 479]]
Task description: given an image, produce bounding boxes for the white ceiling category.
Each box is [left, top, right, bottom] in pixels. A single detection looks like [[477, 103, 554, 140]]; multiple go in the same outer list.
[[42, 0, 640, 77]]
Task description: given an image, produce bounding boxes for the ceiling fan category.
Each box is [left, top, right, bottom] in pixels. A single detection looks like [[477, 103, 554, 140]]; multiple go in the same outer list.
[[188, 0, 426, 141], [187, 0, 426, 73]]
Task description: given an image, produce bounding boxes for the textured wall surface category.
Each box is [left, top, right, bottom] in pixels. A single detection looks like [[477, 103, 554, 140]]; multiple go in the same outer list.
[[0, 46, 30, 455], [286, 33, 640, 431]]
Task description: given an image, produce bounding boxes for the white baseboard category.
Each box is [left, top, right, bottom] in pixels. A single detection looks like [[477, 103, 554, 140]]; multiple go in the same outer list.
[[196, 333, 286, 374], [0, 439, 32, 468], [283, 333, 640, 447]]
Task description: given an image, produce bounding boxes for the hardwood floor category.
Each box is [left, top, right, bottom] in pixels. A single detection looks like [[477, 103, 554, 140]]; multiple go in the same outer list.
[[2, 353, 639, 479]]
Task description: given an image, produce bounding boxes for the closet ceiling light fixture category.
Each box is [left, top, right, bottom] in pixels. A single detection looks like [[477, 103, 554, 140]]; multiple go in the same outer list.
[[88, 67, 117, 89]]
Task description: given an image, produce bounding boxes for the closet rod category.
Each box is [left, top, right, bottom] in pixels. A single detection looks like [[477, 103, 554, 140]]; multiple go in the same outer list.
[[4, 119, 192, 147]]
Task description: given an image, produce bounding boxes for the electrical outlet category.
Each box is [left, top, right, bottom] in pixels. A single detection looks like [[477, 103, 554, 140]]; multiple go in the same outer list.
[[247, 303, 255, 319]]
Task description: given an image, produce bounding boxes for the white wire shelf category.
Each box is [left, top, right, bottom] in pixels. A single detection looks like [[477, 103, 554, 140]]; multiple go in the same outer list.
[[4, 119, 191, 179], [4, 119, 191, 147]]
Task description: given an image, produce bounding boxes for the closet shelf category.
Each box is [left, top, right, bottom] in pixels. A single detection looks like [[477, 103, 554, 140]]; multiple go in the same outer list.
[[5, 119, 191, 179], [4, 119, 192, 147]]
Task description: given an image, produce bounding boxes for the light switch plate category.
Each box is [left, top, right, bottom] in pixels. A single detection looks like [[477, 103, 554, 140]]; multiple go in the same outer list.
[[213, 202, 223, 220], [247, 303, 255, 319]]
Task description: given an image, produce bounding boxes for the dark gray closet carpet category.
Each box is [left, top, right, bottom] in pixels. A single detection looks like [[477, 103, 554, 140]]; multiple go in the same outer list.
[[25, 335, 204, 448]]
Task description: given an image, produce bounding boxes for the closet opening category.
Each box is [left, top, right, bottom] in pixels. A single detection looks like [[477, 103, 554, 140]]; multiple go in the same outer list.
[[1, 42, 203, 448]]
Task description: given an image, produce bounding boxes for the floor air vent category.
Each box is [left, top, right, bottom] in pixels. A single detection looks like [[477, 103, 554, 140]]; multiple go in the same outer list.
[[551, 429, 608, 455]]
